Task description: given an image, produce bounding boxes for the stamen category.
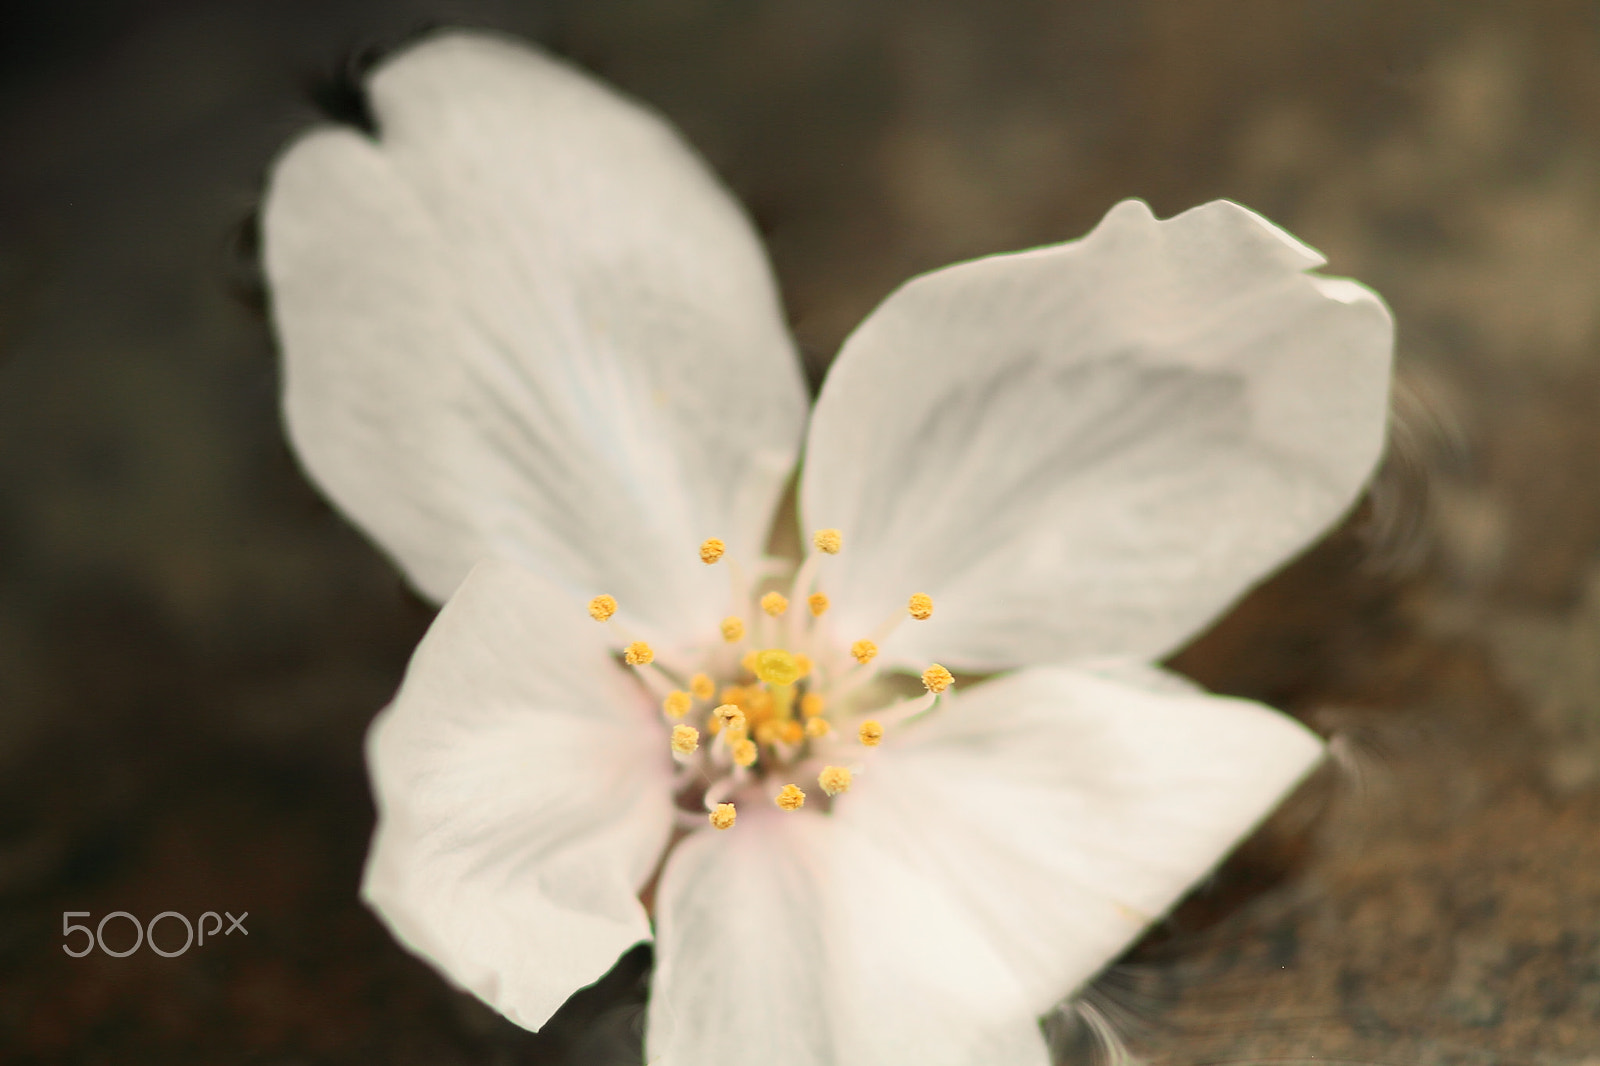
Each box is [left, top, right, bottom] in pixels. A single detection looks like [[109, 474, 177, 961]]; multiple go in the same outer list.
[[908, 593, 934, 621], [754, 648, 801, 686], [715, 704, 747, 734], [818, 765, 852, 796], [662, 691, 692, 718], [731, 738, 758, 768], [624, 642, 655, 666], [721, 616, 745, 643], [690, 673, 715, 701], [858, 720, 884, 747], [808, 592, 830, 616], [775, 784, 806, 811], [793, 653, 813, 679], [587, 594, 618, 622], [800, 692, 826, 718], [709, 803, 737, 830], [760, 591, 789, 616], [805, 716, 832, 739], [780, 720, 804, 745], [754, 720, 781, 746], [921, 664, 954, 694], [850, 639, 879, 665], [670, 724, 700, 755], [812, 528, 843, 555], [699, 538, 727, 564], [741, 649, 760, 675]]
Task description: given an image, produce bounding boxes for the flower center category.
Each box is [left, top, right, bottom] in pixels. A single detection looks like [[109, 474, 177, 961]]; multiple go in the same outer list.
[[587, 529, 953, 832]]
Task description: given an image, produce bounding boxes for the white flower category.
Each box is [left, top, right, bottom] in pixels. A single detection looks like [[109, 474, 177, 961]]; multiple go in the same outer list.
[[262, 31, 1393, 1066]]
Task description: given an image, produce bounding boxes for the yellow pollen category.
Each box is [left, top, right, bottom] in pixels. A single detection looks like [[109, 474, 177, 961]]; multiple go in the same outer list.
[[760, 591, 789, 616], [662, 691, 692, 718], [800, 692, 826, 718], [793, 653, 813, 678], [754, 720, 781, 746], [587, 594, 617, 622], [715, 704, 747, 733], [858, 720, 884, 747], [699, 538, 726, 564], [689, 673, 715, 701], [731, 738, 758, 767], [818, 765, 853, 796], [746, 690, 775, 722], [851, 639, 878, 665], [741, 649, 760, 675], [808, 592, 830, 616], [805, 716, 832, 739], [754, 648, 801, 686], [709, 803, 737, 830], [908, 593, 934, 620], [670, 724, 699, 754], [721, 616, 745, 643], [775, 784, 806, 811], [922, 664, 954, 694], [623, 641, 654, 666], [780, 720, 804, 745], [812, 528, 843, 554], [720, 684, 749, 706]]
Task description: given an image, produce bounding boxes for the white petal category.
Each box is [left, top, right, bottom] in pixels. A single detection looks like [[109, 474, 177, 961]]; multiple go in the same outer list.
[[648, 805, 1052, 1066], [363, 559, 674, 1031], [839, 666, 1323, 1012], [802, 199, 1393, 670], [264, 31, 806, 632]]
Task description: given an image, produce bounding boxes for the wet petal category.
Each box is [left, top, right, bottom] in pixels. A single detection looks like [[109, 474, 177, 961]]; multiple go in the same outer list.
[[802, 199, 1392, 670]]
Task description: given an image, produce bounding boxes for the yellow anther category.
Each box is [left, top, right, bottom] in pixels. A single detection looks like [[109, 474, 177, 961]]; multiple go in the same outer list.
[[670, 724, 700, 755], [858, 720, 884, 747], [808, 592, 830, 616], [850, 639, 878, 665], [731, 738, 758, 767], [753, 648, 801, 686], [805, 716, 832, 739], [587, 594, 618, 622], [709, 803, 737, 830], [921, 664, 954, 694], [699, 538, 726, 564], [721, 616, 745, 643], [760, 591, 789, 616], [818, 765, 853, 797], [908, 593, 934, 621], [715, 704, 747, 733], [623, 642, 654, 666], [793, 653, 813, 678], [775, 784, 806, 811], [720, 684, 749, 707], [754, 720, 781, 746], [800, 692, 826, 718], [812, 528, 843, 555], [741, 649, 760, 675], [780, 720, 804, 745], [746, 689, 775, 721], [662, 691, 692, 718], [689, 673, 715, 701]]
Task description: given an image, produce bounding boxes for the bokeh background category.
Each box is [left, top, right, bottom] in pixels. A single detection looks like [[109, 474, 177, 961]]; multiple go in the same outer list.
[[3, 1, 1599, 1063]]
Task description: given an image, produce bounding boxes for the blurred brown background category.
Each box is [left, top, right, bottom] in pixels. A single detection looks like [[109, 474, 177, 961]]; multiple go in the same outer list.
[[2, 1, 1598, 1063]]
